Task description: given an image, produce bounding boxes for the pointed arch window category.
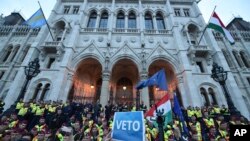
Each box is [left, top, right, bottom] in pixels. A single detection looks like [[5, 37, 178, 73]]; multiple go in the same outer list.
[[233, 51, 244, 68], [208, 88, 217, 105], [128, 12, 136, 29], [2, 46, 12, 62], [200, 87, 210, 106], [156, 13, 165, 30], [32, 83, 42, 100], [222, 50, 234, 67], [9, 46, 20, 62], [40, 84, 50, 101], [19, 46, 30, 63], [116, 12, 125, 28], [240, 51, 250, 68], [99, 12, 108, 28], [145, 13, 153, 30], [188, 24, 199, 45], [87, 11, 97, 28]]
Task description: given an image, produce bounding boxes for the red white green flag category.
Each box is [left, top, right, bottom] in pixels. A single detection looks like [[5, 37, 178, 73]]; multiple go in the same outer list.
[[208, 12, 235, 44], [145, 94, 172, 126]]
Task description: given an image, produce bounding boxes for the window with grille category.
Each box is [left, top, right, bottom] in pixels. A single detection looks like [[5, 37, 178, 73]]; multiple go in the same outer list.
[[64, 6, 70, 14], [156, 13, 165, 30], [128, 12, 136, 29], [87, 12, 97, 28], [183, 9, 190, 17], [145, 13, 153, 30], [73, 6, 80, 14], [174, 9, 181, 16], [116, 12, 125, 28], [99, 12, 108, 28]]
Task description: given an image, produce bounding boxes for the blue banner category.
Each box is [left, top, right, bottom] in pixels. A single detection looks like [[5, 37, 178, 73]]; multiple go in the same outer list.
[[112, 111, 145, 141]]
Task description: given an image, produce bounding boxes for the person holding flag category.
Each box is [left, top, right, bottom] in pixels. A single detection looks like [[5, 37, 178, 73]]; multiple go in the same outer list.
[[136, 69, 170, 141]]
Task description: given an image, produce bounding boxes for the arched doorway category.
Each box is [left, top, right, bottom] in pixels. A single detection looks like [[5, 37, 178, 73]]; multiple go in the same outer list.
[[69, 58, 102, 103], [111, 59, 139, 105], [148, 60, 178, 104]]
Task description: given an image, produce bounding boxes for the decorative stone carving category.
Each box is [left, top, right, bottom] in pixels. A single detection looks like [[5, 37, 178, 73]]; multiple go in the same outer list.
[[163, 38, 168, 44], [206, 53, 212, 66], [148, 37, 154, 43], [157, 48, 163, 54], [116, 36, 121, 42], [130, 37, 136, 43], [67, 73, 74, 81], [102, 71, 110, 81], [177, 75, 184, 84], [104, 52, 110, 71], [88, 46, 94, 52], [139, 51, 147, 71], [98, 36, 103, 42], [83, 36, 89, 42], [140, 72, 148, 80]]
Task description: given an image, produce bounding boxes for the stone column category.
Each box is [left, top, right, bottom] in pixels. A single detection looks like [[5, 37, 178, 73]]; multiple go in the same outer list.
[[138, 0, 145, 47], [95, 13, 101, 29], [125, 14, 128, 29], [152, 14, 157, 30], [176, 75, 190, 108], [140, 72, 150, 109], [100, 71, 110, 106]]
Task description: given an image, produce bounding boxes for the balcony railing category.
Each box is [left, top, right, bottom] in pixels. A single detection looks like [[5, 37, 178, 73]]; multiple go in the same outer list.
[[188, 44, 211, 57], [42, 41, 64, 54], [113, 28, 140, 33], [82, 28, 108, 33], [0, 25, 14, 36], [0, 25, 40, 36]]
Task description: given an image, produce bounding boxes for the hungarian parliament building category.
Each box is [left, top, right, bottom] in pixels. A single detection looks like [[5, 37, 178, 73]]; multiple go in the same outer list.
[[0, 0, 250, 119]]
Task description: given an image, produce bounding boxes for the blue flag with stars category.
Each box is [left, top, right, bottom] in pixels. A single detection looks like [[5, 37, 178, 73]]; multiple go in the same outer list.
[[136, 69, 168, 91]]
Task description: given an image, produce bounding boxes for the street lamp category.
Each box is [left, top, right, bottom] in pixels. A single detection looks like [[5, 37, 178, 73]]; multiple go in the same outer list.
[[211, 62, 240, 116], [17, 58, 40, 102]]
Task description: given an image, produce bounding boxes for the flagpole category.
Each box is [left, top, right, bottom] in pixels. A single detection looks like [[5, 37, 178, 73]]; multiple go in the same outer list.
[[38, 1, 55, 41], [197, 6, 217, 46]]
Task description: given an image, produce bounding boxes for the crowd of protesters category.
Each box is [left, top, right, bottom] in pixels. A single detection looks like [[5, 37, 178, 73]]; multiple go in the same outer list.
[[0, 98, 249, 141]]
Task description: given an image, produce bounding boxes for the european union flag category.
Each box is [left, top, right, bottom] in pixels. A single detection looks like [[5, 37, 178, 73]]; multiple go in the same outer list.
[[173, 94, 189, 136], [24, 8, 46, 28], [136, 69, 167, 91]]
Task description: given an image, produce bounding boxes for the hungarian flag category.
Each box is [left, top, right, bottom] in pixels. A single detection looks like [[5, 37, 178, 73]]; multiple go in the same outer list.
[[145, 94, 172, 126], [208, 12, 235, 44]]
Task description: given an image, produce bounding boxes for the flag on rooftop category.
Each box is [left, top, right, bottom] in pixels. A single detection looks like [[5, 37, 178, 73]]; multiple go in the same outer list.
[[24, 8, 46, 28], [208, 12, 235, 44]]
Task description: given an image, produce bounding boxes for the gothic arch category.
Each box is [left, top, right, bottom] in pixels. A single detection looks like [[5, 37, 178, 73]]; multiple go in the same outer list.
[[52, 18, 68, 28], [155, 10, 167, 18], [86, 8, 98, 16], [199, 82, 220, 106], [239, 50, 250, 68], [1, 44, 13, 62], [72, 54, 104, 71], [99, 8, 111, 15], [110, 55, 142, 72], [27, 78, 53, 101], [143, 10, 154, 16], [114, 8, 126, 15], [185, 21, 202, 31], [127, 8, 138, 16], [146, 56, 180, 74]]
